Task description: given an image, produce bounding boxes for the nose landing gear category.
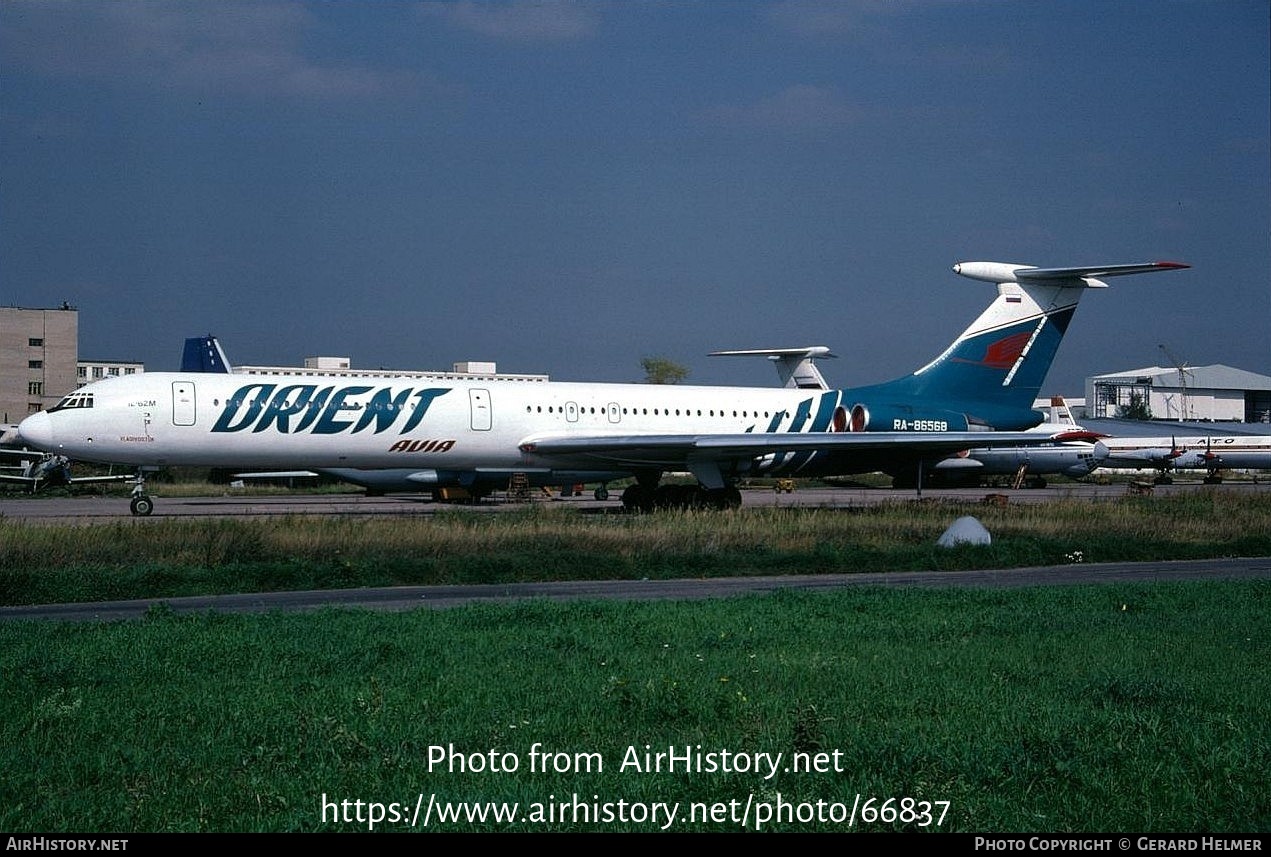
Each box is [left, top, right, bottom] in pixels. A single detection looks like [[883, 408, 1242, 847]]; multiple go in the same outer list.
[[130, 473, 154, 516]]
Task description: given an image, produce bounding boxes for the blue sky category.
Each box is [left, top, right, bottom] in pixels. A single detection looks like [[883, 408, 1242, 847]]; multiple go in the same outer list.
[[2, 1, 1267, 397]]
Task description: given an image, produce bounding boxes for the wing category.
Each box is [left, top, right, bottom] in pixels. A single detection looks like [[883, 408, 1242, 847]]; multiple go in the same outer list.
[[233, 471, 322, 480], [1092, 441, 1183, 465], [0, 472, 135, 487], [519, 430, 1052, 489], [65, 474, 137, 485], [0, 447, 40, 484], [0, 448, 134, 488]]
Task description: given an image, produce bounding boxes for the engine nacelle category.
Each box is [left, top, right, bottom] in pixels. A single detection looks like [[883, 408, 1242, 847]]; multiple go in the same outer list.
[[952, 261, 1033, 283], [847, 402, 973, 433]]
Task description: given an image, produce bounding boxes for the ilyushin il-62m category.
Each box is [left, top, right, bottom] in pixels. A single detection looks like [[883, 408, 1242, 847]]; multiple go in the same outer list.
[[16, 260, 1188, 515]]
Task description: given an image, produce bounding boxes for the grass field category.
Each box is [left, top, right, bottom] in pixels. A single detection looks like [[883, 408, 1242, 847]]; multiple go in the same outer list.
[[1, 491, 1268, 832], [2, 490, 1270, 606]]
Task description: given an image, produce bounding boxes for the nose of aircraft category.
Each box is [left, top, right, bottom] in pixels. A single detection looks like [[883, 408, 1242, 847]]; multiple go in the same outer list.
[[17, 411, 55, 451]]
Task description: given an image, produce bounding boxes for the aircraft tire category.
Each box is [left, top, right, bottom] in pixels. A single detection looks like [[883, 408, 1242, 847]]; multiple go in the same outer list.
[[594, 486, 609, 501], [621, 484, 654, 512], [708, 487, 742, 510], [130, 495, 154, 517], [655, 484, 702, 509]]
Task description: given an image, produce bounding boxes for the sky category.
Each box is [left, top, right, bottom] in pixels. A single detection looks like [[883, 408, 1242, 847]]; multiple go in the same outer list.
[[2, 0, 1268, 398]]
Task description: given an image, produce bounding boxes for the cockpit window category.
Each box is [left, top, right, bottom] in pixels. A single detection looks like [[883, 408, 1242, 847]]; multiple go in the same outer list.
[[47, 393, 94, 413]]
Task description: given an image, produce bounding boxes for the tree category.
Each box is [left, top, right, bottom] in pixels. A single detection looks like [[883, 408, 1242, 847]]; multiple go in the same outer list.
[[640, 356, 689, 385], [1121, 391, 1153, 421]]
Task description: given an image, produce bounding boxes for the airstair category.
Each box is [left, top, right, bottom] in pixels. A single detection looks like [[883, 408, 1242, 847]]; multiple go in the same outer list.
[[507, 472, 532, 502], [1011, 463, 1029, 490]]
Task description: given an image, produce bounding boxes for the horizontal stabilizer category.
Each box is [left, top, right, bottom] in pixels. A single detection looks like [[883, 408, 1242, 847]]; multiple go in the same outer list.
[[953, 261, 1189, 287], [709, 347, 837, 390], [1050, 430, 1108, 442], [1015, 262, 1189, 280]]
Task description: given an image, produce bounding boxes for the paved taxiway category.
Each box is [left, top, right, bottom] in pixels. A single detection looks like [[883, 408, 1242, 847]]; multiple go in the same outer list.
[[1, 480, 1267, 523], [3, 557, 1269, 623], [2, 481, 1269, 623]]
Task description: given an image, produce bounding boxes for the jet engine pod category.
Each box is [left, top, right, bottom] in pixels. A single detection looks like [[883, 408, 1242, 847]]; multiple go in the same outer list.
[[847, 402, 971, 433]]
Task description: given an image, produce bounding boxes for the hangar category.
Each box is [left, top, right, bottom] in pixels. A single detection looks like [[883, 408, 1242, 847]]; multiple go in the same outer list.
[[1086, 364, 1271, 424]]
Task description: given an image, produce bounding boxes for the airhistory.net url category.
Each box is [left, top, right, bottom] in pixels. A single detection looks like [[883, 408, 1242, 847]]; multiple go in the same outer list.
[[320, 792, 951, 831]]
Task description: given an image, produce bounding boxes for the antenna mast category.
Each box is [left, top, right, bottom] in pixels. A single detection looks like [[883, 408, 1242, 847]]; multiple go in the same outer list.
[[1158, 344, 1192, 422]]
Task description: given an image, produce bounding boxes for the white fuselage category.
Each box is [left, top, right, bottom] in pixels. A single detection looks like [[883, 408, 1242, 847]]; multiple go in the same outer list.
[[1096, 435, 1271, 472], [934, 439, 1100, 480], [18, 371, 853, 476]]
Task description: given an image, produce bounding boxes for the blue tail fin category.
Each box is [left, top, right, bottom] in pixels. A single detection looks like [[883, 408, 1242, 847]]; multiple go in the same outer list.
[[842, 262, 1188, 432]]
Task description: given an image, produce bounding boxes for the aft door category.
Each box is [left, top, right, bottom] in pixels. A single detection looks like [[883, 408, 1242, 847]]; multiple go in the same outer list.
[[172, 382, 196, 426], [469, 388, 492, 431]]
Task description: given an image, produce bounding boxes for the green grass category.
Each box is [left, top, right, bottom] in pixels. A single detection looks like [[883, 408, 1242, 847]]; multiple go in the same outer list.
[[2, 491, 1270, 606], [1, 491, 1268, 832], [1, 582, 1267, 832]]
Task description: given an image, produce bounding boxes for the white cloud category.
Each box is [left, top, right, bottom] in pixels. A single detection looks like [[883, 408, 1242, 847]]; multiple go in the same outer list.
[[1, 1, 418, 100], [417, 0, 598, 43]]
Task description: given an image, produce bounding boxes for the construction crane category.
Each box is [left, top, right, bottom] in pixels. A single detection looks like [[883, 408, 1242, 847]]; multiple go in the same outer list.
[[1158, 344, 1193, 422]]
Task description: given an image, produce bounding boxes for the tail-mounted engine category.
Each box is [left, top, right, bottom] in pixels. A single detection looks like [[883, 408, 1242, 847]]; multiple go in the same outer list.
[[845, 402, 974, 433]]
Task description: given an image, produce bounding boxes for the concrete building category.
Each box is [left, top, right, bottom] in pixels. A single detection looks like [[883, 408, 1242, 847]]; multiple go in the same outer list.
[[2, 306, 147, 428], [1086, 364, 1271, 423], [234, 356, 548, 383], [0, 305, 79, 423], [304, 356, 351, 371], [77, 359, 145, 387]]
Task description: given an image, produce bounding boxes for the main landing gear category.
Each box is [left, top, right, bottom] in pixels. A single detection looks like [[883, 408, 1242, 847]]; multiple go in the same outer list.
[[130, 473, 154, 516], [620, 482, 742, 512]]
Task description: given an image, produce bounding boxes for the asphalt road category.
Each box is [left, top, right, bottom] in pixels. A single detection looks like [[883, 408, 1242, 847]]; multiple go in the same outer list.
[[1, 479, 1268, 523], [2, 557, 1269, 623]]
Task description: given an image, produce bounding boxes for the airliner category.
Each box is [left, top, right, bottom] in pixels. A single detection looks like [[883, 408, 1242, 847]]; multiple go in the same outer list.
[[0, 450, 133, 493], [16, 260, 1188, 515], [1093, 434, 1271, 483], [1, 425, 131, 492], [923, 396, 1105, 489]]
